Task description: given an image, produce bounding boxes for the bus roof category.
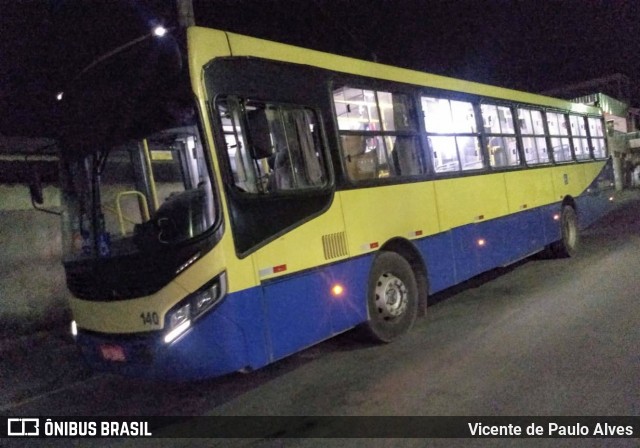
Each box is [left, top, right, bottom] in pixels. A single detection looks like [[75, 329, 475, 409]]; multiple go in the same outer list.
[[187, 26, 601, 116]]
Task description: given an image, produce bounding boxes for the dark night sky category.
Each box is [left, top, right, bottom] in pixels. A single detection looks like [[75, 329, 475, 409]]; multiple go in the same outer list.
[[1, 0, 639, 138]]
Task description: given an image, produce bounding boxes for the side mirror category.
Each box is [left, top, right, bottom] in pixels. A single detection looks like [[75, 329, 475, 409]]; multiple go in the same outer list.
[[28, 166, 44, 205]]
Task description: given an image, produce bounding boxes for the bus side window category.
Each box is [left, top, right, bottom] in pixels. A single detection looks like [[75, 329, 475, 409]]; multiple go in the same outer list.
[[481, 104, 519, 168], [421, 97, 483, 173], [334, 86, 425, 181], [548, 112, 572, 162], [217, 97, 328, 194]]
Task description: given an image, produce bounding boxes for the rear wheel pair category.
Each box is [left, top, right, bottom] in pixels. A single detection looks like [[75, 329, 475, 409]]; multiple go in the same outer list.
[[550, 205, 579, 258], [363, 207, 579, 342]]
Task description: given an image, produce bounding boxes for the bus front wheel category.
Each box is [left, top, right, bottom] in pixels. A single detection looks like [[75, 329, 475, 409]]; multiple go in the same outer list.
[[362, 251, 418, 343], [551, 205, 579, 258]]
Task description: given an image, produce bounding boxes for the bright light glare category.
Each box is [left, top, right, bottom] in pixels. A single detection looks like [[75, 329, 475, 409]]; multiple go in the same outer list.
[[71, 320, 78, 337], [477, 238, 486, 247], [56, 92, 64, 101], [609, 196, 614, 202], [153, 26, 167, 37], [164, 319, 191, 344], [331, 284, 345, 297], [553, 214, 560, 221]]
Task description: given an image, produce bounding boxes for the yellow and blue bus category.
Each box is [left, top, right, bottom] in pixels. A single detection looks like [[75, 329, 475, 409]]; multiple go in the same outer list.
[[58, 25, 614, 380]]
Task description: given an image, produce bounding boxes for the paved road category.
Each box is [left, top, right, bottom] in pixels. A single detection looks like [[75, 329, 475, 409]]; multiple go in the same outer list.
[[2, 194, 639, 447]]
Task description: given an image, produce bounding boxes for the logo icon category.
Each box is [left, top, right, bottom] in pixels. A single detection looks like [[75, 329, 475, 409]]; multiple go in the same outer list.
[[7, 418, 39, 436]]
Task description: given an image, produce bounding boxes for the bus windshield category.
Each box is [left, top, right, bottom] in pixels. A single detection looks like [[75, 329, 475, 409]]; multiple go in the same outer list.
[[59, 120, 218, 300], [54, 27, 222, 301]]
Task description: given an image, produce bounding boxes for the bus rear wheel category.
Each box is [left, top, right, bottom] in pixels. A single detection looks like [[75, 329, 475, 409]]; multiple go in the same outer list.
[[362, 251, 418, 343], [551, 205, 579, 258]]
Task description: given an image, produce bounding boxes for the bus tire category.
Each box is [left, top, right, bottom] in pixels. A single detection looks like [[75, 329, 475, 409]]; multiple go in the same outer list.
[[551, 205, 579, 258], [362, 251, 418, 343]]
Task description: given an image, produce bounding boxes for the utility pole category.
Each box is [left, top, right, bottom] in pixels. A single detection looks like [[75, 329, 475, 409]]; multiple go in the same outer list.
[[176, 0, 195, 27]]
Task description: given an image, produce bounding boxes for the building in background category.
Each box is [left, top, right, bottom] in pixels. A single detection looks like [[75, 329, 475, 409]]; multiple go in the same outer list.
[[543, 74, 640, 190]]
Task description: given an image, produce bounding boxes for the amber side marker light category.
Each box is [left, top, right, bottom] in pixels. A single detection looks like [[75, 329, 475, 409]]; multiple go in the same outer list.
[[331, 284, 345, 297]]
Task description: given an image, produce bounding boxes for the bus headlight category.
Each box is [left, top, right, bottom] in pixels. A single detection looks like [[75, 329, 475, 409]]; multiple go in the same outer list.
[[164, 272, 227, 344]]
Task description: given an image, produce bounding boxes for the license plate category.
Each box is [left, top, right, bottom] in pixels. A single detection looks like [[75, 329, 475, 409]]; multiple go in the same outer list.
[[99, 344, 126, 362]]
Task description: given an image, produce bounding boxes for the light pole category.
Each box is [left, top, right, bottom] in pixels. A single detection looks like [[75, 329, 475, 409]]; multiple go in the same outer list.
[[56, 25, 169, 102]]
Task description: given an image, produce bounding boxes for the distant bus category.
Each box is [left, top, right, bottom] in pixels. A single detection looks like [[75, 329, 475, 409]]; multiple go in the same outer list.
[[57, 26, 614, 380]]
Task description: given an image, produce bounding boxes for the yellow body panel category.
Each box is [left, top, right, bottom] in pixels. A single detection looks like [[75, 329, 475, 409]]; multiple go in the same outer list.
[[70, 280, 189, 333], [187, 28, 230, 101], [503, 168, 556, 212], [339, 183, 440, 254], [550, 163, 589, 200], [204, 28, 599, 114], [434, 174, 509, 230], [70, 232, 256, 333], [584, 162, 612, 190], [184, 27, 259, 294]]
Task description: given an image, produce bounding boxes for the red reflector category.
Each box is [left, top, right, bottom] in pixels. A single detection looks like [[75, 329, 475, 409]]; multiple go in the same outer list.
[[100, 344, 126, 362], [273, 264, 287, 273], [415, 230, 423, 236], [370, 242, 379, 249]]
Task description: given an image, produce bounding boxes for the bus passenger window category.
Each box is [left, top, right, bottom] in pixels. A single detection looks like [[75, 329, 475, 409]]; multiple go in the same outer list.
[[389, 136, 422, 176], [422, 97, 484, 173], [548, 112, 572, 162], [518, 108, 550, 165], [334, 86, 425, 181], [429, 136, 460, 172], [569, 115, 590, 160], [217, 97, 328, 194], [588, 117, 607, 159], [481, 104, 520, 168]]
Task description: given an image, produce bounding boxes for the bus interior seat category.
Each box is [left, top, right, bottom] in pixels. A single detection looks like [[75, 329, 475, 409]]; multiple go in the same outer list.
[[392, 138, 421, 176], [342, 135, 377, 180]]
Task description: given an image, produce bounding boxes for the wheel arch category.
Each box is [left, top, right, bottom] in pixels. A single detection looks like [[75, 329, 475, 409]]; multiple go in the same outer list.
[[561, 195, 579, 227], [378, 237, 429, 317], [562, 195, 576, 211]]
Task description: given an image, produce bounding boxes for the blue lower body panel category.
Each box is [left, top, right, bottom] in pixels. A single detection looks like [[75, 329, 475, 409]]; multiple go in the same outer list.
[[76, 286, 272, 380], [262, 256, 370, 361], [576, 159, 616, 229], [418, 203, 560, 295], [76, 257, 372, 380], [576, 190, 614, 230]]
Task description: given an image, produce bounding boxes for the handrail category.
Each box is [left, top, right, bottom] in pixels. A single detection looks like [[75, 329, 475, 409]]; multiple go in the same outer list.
[[115, 191, 150, 236]]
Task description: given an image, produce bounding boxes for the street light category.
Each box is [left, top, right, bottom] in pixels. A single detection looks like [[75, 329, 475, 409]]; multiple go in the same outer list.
[[153, 26, 167, 37], [56, 25, 169, 101]]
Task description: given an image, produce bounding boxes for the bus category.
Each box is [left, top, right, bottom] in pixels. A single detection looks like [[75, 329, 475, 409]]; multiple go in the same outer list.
[[55, 25, 614, 380]]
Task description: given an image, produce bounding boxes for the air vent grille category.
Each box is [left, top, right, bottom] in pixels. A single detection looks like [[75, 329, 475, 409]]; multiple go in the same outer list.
[[322, 232, 348, 260]]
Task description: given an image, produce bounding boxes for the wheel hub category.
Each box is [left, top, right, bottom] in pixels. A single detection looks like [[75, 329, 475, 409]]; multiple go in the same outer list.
[[374, 273, 408, 319]]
